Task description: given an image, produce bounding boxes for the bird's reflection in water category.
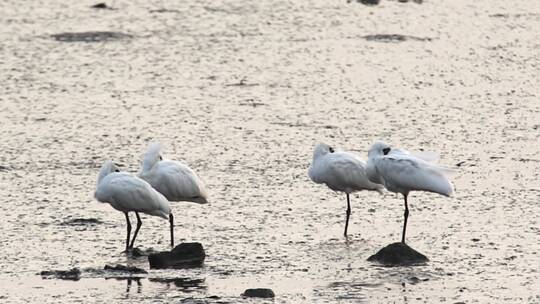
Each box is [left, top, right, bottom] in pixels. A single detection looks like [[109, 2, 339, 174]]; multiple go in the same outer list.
[[123, 278, 142, 297], [149, 277, 206, 292]]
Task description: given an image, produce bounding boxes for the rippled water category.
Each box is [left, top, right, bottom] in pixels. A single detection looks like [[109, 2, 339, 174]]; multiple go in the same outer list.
[[1, 0, 539, 302]]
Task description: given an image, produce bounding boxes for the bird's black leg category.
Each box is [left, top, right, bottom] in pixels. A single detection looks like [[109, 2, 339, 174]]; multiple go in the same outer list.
[[124, 212, 131, 252], [344, 193, 351, 237], [402, 194, 409, 244], [129, 212, 142, 249], [169, 213, 175, 248]]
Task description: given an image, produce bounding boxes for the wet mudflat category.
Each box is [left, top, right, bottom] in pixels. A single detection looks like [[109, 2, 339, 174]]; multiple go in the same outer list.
[[1, 0, 539, 302]]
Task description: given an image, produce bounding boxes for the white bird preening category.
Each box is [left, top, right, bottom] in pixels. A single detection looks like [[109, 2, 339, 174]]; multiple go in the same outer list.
[[139, 142, 208, 204], [366, 141, 454, 244], [94, 160, 174, 251], [308, 143, 385, 237]]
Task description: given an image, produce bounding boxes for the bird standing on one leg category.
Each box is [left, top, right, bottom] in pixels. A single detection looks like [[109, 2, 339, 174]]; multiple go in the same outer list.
[[308, 143, 384, 237], [366, 141, 454, 244], [139, 142, 208, 205], [94, 160, 174, 251]]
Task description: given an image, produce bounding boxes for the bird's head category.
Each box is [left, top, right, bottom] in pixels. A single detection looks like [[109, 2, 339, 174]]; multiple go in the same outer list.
[[368, 141, 392, 158], [142, 142, 163, 172], [97, 160, 121, 185], [313, 143, 335, 160]]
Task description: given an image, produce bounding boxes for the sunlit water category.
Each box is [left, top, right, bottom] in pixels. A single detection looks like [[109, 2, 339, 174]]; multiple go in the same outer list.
[[1, 0, 539, 302]]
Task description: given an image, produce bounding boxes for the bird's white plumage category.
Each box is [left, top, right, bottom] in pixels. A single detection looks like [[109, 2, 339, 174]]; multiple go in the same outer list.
[[139, 143, 208, 204], [366, 141, 453, 197], [95, 160, 171, 219], [309, 143, 384, 194]]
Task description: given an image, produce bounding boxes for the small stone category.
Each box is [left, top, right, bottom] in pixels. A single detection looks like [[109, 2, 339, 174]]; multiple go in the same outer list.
[[242, 288, 275, 298], [148, 243, 205, 269], [40, 268, 81, 280], [367, 242, 428, 266], [471, 238, 480, 242]]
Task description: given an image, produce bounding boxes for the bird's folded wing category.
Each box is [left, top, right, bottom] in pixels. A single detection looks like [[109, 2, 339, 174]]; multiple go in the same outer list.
[[378, 156, 453, 196]]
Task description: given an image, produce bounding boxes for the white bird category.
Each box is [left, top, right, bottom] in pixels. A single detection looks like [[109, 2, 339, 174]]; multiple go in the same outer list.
[[308, 143, 385, 237], [139, 143, 208, 204], [94, 160, 174, 251], [366, 141, 454, 244]]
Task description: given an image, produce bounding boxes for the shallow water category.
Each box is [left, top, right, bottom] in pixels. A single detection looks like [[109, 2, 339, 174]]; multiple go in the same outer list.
[[1, 0, 539, 302]]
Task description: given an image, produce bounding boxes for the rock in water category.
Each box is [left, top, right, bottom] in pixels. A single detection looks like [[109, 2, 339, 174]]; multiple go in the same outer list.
[[40, 268, 81, 280], [148, 243, 205, 269], [242, 288, 275, 298], [367, 242, 428, 266]]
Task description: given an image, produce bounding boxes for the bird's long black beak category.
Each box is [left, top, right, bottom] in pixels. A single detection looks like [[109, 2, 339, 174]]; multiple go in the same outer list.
[[169, 213, 174, 248]]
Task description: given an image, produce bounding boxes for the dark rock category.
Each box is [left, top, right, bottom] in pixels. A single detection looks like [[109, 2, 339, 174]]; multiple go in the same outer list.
[[242, 288, 275, 298], [367, 242, 428, 266], [40, 268, 81, 280], [148, 243, 205, 269], [91, 2, 108, 9], [104, 264, 147, 274], [358, 0, 380, 5], [51, 31, 132, 43]]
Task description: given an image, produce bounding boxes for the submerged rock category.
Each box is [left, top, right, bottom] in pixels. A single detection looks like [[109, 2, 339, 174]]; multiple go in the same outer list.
[[367, 242, 428, 266], [104, 264, 147, 274], [242, 288, 275, 298], [148, 243, 205, 269], [40, 268, 81, 280]]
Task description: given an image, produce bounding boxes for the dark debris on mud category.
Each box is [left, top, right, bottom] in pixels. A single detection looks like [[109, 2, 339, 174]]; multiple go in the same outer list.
[[51, 31, 132, 42], [61, 217, 103, 226], [350, 0, 422, 5], [40, 268, 81, 280], [104, 264, 148, 274], [362, 34, 432, 43], [368, 242, 429, 266]]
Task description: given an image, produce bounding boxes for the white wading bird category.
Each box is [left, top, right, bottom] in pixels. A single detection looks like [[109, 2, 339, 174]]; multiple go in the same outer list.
[[308, 143, 385, 237], [94, 160, 174, 251], [366, 141, 454, 244], [139, 143, 208, 204]]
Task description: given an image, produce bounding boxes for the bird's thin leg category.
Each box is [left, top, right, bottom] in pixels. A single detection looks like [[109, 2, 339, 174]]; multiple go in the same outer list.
[[124, 212, 132, 252], [129, 212, 142, 249], [402, 194, 409, 244], [344, 193, 351, 237], [169, 213, 175, 248]]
